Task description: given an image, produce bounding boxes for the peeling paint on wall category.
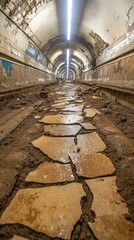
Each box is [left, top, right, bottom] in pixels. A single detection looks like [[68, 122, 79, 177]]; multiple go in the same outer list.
[[1, 59, 13, 77], [25, 43, 48, 67]]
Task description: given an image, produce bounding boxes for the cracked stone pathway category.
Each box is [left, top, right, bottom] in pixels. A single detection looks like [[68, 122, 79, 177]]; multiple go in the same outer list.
[[0, 84, 134, 240]]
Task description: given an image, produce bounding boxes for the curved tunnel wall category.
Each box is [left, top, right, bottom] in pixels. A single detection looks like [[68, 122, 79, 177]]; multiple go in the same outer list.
[[0, 8, 57, 89], [79, 31, 134, 89]]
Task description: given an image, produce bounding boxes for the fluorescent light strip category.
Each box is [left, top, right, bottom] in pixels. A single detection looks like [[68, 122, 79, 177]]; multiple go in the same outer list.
[[67, 0, 72, 40], [67, 49, 70, 78]]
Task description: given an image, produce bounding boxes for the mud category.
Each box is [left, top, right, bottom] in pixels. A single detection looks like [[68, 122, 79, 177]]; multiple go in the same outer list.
[[0, 83, 134, 239]]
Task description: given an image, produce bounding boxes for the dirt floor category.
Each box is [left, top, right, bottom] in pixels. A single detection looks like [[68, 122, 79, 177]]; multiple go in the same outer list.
[[0, 83, 134, 239]]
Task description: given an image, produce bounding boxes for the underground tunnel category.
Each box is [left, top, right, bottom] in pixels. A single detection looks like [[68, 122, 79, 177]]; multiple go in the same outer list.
[[0, 0, 134, 239]]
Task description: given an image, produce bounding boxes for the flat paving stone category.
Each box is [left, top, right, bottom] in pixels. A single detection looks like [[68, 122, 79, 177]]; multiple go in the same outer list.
[[32, 135, 77, 163], [89, 215, 134, 240], [75, 100, 83, 103], [44, 124, 81, 136], [0, 183, 85, 239], [40, 114, 83, 124], [84, 108, 101, 118], [62, 105, 83, 112], [77, 132, 106, 154], [86, 177, 128, 217], [70, 153, 115, 178], [60, 111, 82, 116], [80, 122, 96, 130], [52, 102, 69, 108], [26, 162, 74, 183]]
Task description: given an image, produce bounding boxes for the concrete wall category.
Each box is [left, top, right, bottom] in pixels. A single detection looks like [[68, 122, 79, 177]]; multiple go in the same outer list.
[[0, 58, 55, 90], [80, 53, 134, 89], [0, 10, 56, 90]]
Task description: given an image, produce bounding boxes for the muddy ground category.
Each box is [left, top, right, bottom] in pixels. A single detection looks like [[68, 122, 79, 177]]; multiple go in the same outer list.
[[0, 83, 134, 239]]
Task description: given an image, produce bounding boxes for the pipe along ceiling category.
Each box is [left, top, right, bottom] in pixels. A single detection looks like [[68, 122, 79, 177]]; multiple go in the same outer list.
[[0, 0, 134, 79]]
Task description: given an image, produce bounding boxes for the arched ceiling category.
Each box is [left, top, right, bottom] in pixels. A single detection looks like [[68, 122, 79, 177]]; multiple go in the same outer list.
[[0, 0, 134, 78]]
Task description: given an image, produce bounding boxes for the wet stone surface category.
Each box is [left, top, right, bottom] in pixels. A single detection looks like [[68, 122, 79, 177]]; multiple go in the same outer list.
[[26, 162, 74, 183], [80, 122, 96, 130], [70, 153, 115, 178], [84, 108, 101, 118], [44, 124, 82, 136], [62, 104, 83, 112], [40, 114, 83, 124], [89, 215, 134, 240], [77, 132, 106, 154], [86, 177, 128, 216], [52, 101, 70, 108], [0, 183, 85, 240], [32, 135, 77, 163]]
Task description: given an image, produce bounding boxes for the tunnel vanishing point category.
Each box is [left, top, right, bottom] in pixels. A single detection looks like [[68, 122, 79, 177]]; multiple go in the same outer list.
[[0, 1, 134, 240]]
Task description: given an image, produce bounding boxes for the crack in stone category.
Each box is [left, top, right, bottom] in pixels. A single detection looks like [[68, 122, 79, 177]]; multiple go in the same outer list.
[[24, 181, 75, 189], [69, 156, 98, 239]]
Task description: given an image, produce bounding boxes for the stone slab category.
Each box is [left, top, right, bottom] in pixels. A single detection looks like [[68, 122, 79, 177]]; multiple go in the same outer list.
[[26, 162, 74, 183], [32, 135, 77, 163], [44, 124, 81, 136], [84, 108, 101, 118], [75, 100, 83, 103], [52, 101, 69, 108], [40, 114, 83, 124], [62, 105, 83, 112], [60, 111, 82, 116], [80, 122, 96, 130], [77, 132, 106, 154], [1, 183, 85, 239], [86, 177, 128, 217], [70, 153, 115, 178], [89, 215, 134, 240]]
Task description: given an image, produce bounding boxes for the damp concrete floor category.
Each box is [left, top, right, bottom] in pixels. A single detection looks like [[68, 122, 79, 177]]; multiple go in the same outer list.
[[0, 83, 134, 240]]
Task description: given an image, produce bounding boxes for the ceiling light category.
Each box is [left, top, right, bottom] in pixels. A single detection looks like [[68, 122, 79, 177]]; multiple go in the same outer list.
[[67, 0, 72, 40], [67, 49, 70, 78]]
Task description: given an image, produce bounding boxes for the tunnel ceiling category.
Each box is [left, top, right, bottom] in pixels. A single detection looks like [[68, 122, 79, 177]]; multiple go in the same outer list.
[[0, 0, 134, 77]]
